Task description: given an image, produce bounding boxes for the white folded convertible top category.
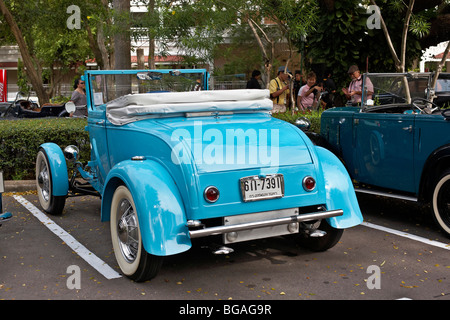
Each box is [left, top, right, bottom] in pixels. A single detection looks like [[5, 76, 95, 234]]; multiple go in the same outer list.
[[106, 89, 272, 125]]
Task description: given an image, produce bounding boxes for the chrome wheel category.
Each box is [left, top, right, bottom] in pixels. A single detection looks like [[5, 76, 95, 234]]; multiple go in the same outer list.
[[37, 161, 50, 203], [110, 185, 163, 281], [116, 198, 140, 263], [35, 149, 66, 215]]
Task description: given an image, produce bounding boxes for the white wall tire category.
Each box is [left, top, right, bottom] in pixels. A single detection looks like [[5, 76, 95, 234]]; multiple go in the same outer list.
[[432, 171, 450, 237], [110, 185, 163, 281], [35, 149, 66, 215]]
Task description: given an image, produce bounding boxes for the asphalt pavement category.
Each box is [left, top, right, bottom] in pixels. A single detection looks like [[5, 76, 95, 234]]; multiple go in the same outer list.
[[1, 180, 449, 306]]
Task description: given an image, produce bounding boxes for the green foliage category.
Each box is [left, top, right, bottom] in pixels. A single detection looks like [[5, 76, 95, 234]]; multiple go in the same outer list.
[[305, 0, 424, 97], [272, 109, 322, 134], [0, 118, 89, 180]]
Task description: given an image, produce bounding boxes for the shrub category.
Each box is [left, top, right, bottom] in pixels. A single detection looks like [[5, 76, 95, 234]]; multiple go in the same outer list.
[[0, 118, 89, 180], [272, 109, 322, 133], [0, 110, 323, 181]]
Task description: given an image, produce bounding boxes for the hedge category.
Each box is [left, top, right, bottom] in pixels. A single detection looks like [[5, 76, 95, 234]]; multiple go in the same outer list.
[[272, 109, 322, 133], [0, 118, 89, 180], [0, 110, 321, 181]]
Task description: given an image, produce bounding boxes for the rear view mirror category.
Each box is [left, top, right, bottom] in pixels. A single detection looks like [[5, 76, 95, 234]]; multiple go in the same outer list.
[[169, 70, 181, 76], [65, 101, 76, 113]]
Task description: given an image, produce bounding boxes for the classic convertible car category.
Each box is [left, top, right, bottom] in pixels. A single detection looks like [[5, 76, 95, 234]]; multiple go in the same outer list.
[[319, 72, 450, 237], [0, 92, 73, 119], [36, 69, 363, 281]]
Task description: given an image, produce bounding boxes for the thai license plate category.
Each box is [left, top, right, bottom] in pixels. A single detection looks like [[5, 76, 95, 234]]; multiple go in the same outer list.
[[240, 174, 284, 202]]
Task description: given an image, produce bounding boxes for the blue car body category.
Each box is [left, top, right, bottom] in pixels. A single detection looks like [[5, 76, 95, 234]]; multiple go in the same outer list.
[[38, 69, 363, 281], [320, 72, 450, 236]]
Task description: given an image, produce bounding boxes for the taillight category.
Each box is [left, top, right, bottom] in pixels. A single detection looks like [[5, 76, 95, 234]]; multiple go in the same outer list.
[[302, 176, 316, 192], [204, 186, 220, 203]]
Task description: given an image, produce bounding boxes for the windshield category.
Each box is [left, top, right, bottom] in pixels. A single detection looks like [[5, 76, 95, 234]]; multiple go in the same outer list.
[[363, 73, 431, 109], [87, 69, 208, 107], [436, 78, 450, 92]]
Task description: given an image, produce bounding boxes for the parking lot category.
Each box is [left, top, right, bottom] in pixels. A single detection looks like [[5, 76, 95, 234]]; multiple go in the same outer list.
[[1, 189, 449, 304]]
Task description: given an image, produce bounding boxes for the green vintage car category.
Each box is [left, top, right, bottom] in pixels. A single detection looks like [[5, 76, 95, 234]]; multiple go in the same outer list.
[[319, 72, 450, 237]]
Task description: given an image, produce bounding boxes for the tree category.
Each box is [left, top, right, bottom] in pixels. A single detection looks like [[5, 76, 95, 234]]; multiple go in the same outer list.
[[0, 0, 98, 104], [0, 0, 49, 104]]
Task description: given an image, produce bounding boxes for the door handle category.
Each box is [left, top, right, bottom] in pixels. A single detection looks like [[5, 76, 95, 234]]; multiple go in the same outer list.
[[402, 125, 412, 132]]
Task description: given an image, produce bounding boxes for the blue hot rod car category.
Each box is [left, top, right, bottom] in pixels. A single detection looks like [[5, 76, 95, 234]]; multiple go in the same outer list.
[[36, 69, 362, 281], [319, 72, 450, 237]]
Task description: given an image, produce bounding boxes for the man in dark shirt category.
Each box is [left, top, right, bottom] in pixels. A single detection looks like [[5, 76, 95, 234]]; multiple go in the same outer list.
[[246, 70, 262, 89]]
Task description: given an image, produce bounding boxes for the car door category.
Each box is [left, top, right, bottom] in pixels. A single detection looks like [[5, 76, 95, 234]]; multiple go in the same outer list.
[[354, 112, 415, 193]]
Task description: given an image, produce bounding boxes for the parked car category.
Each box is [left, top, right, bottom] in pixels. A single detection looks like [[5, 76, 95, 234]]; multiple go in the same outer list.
[[0, 92, 74, 119], [319, 72, 450, 236], [36, 69, 363, 282]]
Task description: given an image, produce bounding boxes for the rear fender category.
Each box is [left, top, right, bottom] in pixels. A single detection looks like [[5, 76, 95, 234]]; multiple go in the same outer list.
[[315, 146, 363, 229], [101, 159, 191, 256], [39, 143, 69, 196]]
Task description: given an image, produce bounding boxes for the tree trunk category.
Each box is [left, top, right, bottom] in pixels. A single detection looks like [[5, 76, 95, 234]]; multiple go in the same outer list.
[[430, 41, 450, 102], [113, 0, 131, 70], [148, 0, 156, 69], [0, 0, 49, 105]]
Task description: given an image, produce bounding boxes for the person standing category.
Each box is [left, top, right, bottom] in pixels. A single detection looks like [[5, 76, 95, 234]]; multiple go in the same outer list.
[[342, 65, 373, 105], [297, 71, 322, 110], [71, 78, 87, 117], [269, 66, 290, 113], [246, 70, 262, 89]]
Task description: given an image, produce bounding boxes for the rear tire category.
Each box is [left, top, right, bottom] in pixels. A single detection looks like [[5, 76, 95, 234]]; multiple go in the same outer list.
[[110, 185, 163, 282], [295, 219, 343, 252], [431, 170, 450, 237], [35, 149, 66, 215]]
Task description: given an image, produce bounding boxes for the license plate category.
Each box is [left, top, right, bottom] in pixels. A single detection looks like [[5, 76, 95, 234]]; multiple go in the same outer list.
[[240, 174, 284, 202]]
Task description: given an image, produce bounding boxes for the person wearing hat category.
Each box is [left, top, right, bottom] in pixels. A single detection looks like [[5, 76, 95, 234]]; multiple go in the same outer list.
[[342, 65, 373, 104], [269, 66, 290, 113]]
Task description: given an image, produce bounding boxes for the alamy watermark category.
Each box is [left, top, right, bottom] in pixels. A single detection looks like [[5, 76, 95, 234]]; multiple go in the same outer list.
[[67, 5, 81, 30], [170, 121, 280, 167], [366, 5, 381, 30], [366, 265, 381, 289], [66, 265, 81, 290]]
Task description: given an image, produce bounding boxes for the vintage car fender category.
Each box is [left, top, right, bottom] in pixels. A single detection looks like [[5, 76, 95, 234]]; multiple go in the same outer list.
[[38, 143, 69, 196], [314, 146, 363, 229], [101, 159, 191, 256]]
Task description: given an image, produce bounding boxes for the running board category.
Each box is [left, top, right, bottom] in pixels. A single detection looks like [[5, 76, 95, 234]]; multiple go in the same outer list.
[[355, 188, 418, 202]]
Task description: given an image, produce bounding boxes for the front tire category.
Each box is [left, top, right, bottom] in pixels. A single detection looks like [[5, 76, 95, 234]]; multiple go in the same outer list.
[[431, 170, 450, 237], [110, 185, 163, 282], [36, 149, 66, 215]]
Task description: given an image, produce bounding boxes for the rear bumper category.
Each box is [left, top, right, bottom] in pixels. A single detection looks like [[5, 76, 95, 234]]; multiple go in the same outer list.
[[188, 209, 343, 239]]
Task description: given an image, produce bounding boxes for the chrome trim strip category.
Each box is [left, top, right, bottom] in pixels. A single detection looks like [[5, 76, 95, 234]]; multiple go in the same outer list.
[[355, 188, 418, 202], [188, 209, 343, 239]]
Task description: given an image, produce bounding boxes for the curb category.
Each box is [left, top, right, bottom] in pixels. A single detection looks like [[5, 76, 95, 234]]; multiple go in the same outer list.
[[4, 180, 37, 193]]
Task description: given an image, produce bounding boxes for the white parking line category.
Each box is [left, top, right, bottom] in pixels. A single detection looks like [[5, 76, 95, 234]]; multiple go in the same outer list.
[[361, 221, 450, 251], [13, 195, 122, 280]]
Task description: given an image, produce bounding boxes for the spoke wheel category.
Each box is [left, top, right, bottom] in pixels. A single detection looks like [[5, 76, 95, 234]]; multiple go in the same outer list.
[[110, 186, 163, 282]]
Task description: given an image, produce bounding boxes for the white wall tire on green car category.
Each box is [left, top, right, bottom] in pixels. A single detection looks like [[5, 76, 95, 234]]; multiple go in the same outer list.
[[432, 170, 450, 237], [110, 185, 163, 282]]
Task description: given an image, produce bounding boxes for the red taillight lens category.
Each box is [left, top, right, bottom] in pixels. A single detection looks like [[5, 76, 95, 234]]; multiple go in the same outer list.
[[302, 176, 316, 192], [204, 186, 220, 203]]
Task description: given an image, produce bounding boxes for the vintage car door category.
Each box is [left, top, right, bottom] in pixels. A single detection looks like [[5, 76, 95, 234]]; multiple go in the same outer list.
[[353, 112, 415, 193], [86, 73, 111, 188]]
